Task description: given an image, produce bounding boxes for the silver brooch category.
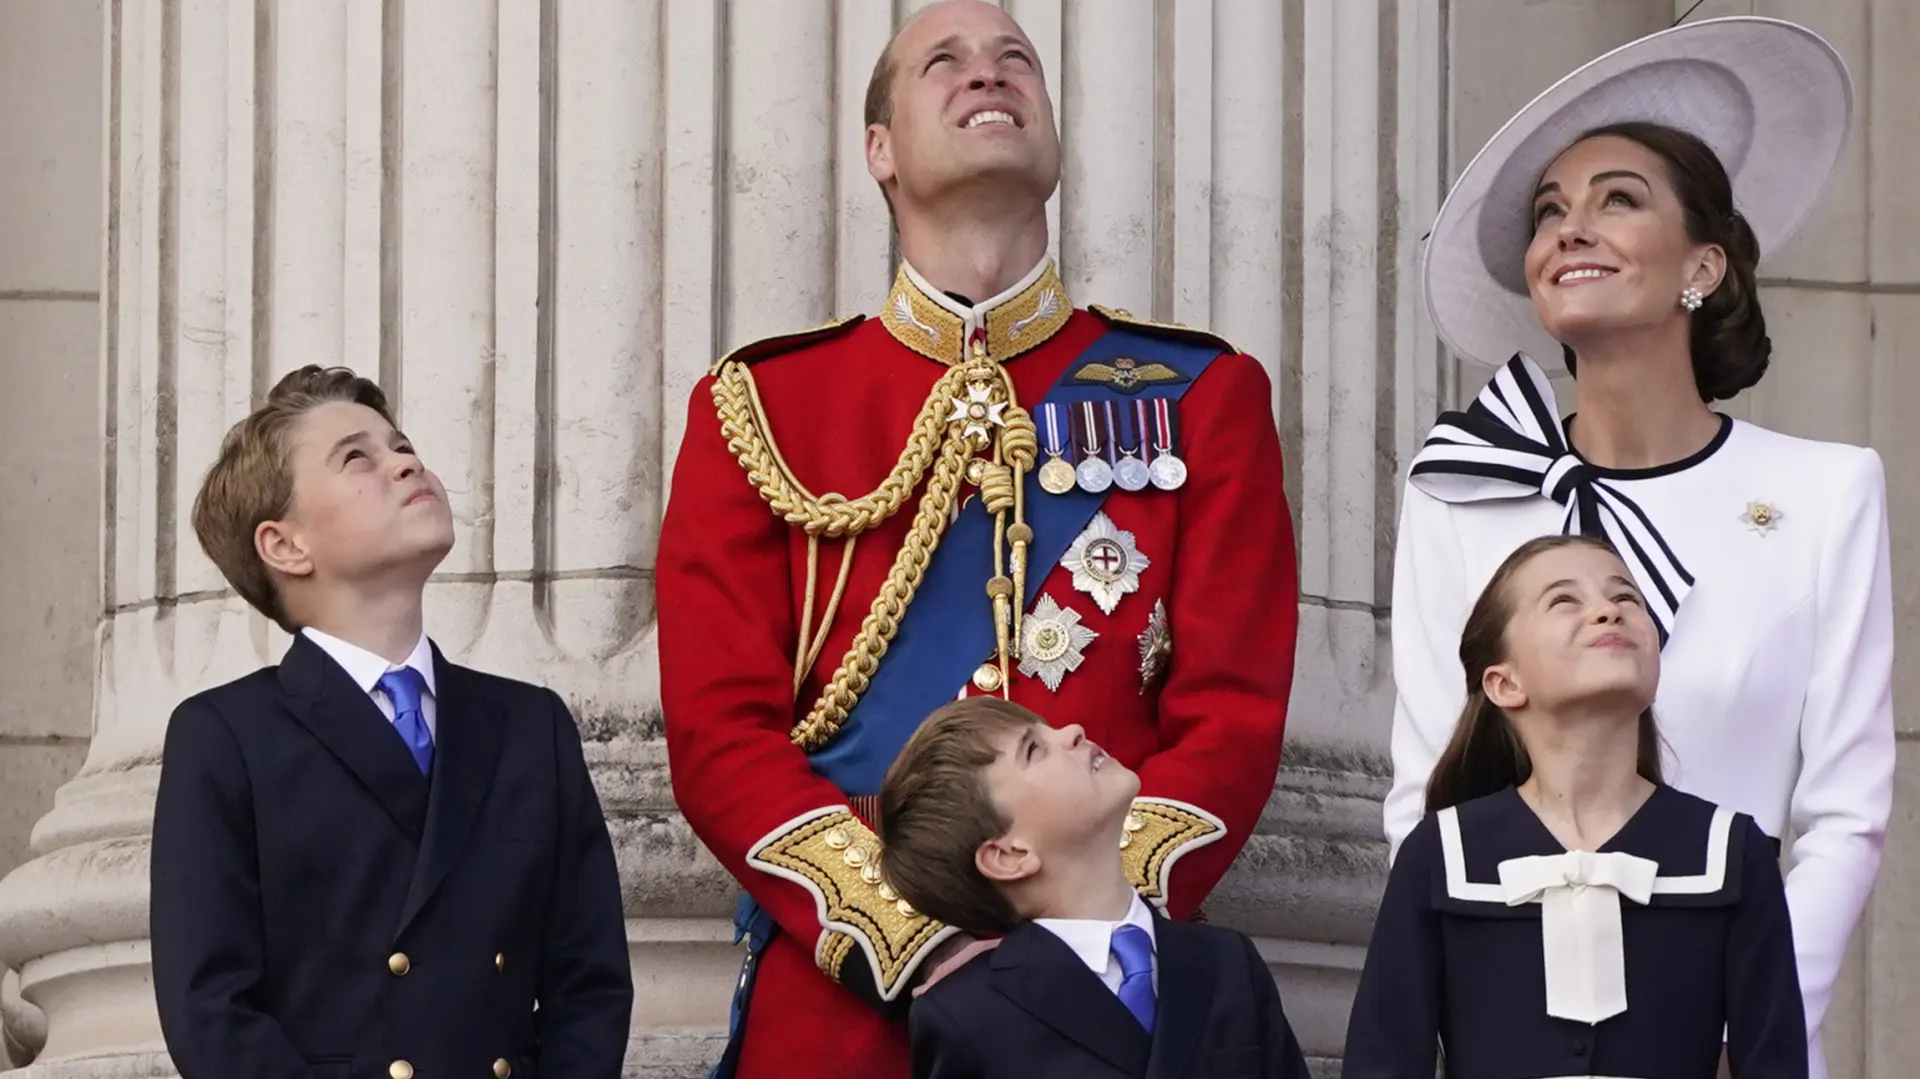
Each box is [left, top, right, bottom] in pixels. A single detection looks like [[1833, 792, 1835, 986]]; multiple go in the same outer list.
[[1738, 500, 1783, 536]]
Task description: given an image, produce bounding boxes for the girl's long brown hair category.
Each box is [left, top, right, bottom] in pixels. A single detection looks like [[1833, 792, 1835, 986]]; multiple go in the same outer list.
[[1424, 534, 1665, 813]]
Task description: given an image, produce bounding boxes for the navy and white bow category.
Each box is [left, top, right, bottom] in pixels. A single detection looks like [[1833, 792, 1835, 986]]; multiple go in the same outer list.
[[1407, 354, 1692, 643]]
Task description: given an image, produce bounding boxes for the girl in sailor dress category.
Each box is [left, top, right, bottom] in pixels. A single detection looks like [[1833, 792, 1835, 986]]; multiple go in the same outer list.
[[1343, 534, 1806, 1079]]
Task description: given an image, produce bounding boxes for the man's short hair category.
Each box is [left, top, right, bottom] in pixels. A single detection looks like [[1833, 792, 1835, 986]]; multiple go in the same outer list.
[[864, 36, 896, 129], [190, 366, 394, 631], [878, 696, 1042, 934], [864, 34, 898, 216]]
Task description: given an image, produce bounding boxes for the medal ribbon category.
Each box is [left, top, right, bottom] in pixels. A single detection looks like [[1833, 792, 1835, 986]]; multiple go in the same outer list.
[[1079, 401, 1103, 458], [1042, 403, 1066, 458], [1152, 398, 1178, 456]]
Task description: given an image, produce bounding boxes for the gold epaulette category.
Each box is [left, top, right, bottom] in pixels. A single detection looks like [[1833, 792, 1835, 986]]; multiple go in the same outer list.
[[708, 315, 866, 376], [746, 806, 959, 1002], [1121, 797, 1228, 908], [1089, 304, 1238, 356]]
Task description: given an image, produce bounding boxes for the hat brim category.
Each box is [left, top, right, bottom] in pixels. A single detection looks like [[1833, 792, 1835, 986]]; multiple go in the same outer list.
[[1423, 17, 1853, 370]]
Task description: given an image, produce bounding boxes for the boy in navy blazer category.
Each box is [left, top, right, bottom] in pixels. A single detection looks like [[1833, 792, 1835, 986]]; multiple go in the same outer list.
[[149, 366, 633, 1079], [878, 697, 1311, 1079]]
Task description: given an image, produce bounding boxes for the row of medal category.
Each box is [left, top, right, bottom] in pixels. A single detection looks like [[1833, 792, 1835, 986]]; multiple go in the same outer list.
[[1035, 398, 1188, 495]]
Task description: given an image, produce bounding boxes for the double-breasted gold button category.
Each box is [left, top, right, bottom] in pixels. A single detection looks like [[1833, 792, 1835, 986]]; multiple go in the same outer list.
[[387, 953, 411, 976], [494, 952, 505, 972], [388, 1061, 413, 1079], [492, 1058, 512, 1078]]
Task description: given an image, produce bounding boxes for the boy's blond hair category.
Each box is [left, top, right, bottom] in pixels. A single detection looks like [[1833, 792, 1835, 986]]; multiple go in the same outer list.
[[190, 366, 394, 631], [878, 697, 1046, 935]]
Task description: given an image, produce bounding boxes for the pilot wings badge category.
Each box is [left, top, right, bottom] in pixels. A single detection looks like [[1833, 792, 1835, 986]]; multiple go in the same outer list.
[[1070, 356, 1190, 395]]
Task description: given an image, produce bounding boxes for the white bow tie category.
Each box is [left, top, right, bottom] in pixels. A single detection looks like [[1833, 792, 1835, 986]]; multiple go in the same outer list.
[[1498, 849, 1659, 1025]]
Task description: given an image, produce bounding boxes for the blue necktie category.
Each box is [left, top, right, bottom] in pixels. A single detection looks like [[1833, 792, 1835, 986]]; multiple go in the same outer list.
[[378, 668, 434, 776], [1111, 924, 1156, 1033]]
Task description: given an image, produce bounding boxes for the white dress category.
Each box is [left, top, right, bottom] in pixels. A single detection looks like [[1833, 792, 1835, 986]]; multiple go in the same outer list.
[[1383, 355, 1894, 1075]]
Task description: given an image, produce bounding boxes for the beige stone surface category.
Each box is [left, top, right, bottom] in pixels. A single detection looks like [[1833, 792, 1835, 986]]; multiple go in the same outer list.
[[0, 0, 102, 295]]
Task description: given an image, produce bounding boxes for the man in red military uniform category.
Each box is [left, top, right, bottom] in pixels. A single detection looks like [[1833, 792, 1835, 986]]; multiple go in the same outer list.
[[657, 2, 1299, 1077]]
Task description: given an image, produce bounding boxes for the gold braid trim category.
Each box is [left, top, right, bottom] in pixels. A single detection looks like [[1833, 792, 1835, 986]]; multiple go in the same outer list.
[[711, 360, 971, 538], [817, 931, 857, 982], [747, 807, 959, 1002], [1120, 797, 1228, 907]]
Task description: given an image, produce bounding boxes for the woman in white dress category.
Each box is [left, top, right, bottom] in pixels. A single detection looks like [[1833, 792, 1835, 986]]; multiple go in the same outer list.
[[1383, 18, 1892, 1077]]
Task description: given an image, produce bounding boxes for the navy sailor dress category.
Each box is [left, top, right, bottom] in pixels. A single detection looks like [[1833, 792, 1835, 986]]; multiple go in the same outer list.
[[1342, 784, 1806, 1078]]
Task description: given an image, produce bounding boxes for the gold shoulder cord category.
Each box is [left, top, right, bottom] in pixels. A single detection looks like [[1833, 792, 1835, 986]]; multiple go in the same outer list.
[[710, 334, 1036, 751]]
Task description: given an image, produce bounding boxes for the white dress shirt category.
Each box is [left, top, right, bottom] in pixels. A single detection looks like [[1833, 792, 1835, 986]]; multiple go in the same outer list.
[[302, 627, 439, 740], [1033, 891, 1159, 994], [1386, 416, 1893, 1074]]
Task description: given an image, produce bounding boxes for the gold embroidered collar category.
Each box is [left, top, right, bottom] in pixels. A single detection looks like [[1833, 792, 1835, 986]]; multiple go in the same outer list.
[[879, 258, 1074, 365]]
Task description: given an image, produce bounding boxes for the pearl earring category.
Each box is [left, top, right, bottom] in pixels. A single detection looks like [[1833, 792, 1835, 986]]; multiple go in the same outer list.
[[1680, 286, 1704, 311]]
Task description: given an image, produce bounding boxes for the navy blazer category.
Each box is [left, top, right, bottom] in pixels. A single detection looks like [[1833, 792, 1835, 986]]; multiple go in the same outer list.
[[908, 913, 1311, 1079], [149, 633, 633, 1079]]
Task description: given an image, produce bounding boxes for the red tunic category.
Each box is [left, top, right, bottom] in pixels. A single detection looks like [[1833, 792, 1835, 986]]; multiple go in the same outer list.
[[657, 261, 1299, 1079]]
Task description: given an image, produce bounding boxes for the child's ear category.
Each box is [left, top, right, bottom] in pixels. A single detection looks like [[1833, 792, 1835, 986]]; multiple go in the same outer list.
[[1482, 661, 1528, 711], [975, 835, 1040, 884], [256, 518, 315, 580]]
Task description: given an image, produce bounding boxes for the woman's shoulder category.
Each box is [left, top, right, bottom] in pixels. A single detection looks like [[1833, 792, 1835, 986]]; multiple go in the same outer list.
[[1725, 419, 1883, 484]]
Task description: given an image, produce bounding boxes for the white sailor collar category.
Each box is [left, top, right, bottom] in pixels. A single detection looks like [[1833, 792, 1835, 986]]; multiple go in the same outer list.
[[879, 256, 1074, 365], [1429, 785, 1752, 917], [1429, 784, 1756, 1026]]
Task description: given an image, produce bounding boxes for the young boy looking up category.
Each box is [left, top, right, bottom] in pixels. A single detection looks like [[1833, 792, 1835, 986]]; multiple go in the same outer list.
[[879, 697, 1310, 1078], [149, 366, 633, 1079]]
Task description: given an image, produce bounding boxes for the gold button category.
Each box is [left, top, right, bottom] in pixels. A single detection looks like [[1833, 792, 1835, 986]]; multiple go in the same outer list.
[[389, 1062, 413, 1079], [387, 953, 410, 976], [823, 827, 852, 850], [843, 845, 869, 868], [495, 952, 505, 972], [971, 663, 1003, 693], [493, 1059, 512, 1079]]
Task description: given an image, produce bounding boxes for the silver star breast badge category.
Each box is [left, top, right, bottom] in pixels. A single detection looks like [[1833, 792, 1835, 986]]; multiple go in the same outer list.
[[1019, 594, 1098, 692], [1061, 512, 1149, 615]]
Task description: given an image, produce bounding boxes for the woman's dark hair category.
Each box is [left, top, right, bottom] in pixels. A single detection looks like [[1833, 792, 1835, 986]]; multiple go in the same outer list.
[[1551, 121, 1771, 402], [1424, 534, 1665, 813]]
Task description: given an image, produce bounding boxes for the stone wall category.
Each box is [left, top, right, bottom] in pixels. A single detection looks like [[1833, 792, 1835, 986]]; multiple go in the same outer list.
[[0, 1, 1916, 1077]]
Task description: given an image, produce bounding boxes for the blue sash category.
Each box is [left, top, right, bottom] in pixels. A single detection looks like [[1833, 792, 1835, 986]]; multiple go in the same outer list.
[[709, 327, 1220, 1077]]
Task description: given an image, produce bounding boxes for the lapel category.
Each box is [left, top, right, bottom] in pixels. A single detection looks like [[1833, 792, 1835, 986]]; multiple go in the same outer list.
[[277, 634, 430, 841], [1143, 915, 1214, 1079], [396, 645, 504, 930], [989, 922, 1152, 1076]]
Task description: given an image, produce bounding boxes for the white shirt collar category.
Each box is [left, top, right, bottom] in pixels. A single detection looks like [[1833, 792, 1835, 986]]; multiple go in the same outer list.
[[302, 627, 437, 698], [902, 254, 1051, 323], [1032, 891, 1157, 975]]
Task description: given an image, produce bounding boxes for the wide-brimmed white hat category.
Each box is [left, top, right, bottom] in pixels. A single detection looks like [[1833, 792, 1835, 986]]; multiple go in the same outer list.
[[1423, 16, 1853, 369]]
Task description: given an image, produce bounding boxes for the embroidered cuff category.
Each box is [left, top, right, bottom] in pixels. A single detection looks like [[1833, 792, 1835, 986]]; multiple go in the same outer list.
[[745, 806, 958, 1001], [1122, 797, 1228, 907]]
